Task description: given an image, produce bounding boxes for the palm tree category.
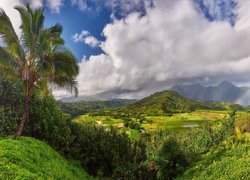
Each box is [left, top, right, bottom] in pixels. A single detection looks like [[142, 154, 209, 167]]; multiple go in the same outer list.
[[0, 4, 79, 138]]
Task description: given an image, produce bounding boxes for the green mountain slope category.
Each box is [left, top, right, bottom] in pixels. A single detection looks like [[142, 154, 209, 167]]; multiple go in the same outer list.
[[118, 90, 244, 116], [0, 137, 91, 179], [118, 90, 205, 116]]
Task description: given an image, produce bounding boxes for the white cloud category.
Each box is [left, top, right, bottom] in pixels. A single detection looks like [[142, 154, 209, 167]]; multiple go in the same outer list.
[[71, 0, 87, 11], [235, 0, 250, 30], [72, 30, 100, 48], [72, 30, 90, 42], [64, 0, 250, 99], [84, 36, 101, 48], [46, 0, 64, 13]]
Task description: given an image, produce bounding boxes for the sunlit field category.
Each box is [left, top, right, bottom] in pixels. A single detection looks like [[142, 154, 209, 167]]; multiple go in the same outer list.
[[74, 110, 246, 139]]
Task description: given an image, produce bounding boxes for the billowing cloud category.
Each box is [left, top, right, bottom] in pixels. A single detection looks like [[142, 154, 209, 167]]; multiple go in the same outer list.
[[72, 30, 100, 48], [62, 0, 250, 100]]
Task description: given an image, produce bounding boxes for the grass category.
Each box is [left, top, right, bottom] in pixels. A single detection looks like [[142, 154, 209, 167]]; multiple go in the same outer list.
[[0, 137, 92, 179]]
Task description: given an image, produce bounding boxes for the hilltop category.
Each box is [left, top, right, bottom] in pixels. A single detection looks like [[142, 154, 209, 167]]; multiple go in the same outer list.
[[0, 137, 91, 179], [118, 90, 243, 116]]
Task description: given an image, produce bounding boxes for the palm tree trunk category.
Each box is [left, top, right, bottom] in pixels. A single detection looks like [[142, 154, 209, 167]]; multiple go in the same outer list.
[[13, 94, 30, 139]]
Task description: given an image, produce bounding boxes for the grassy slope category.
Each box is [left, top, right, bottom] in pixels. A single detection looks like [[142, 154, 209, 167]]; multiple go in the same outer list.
[[178, 134, 250, 180], [0, 137, 91, 179]]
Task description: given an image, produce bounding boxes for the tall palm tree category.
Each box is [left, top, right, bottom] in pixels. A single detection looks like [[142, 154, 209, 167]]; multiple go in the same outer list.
[[0, 4, 79, 138]]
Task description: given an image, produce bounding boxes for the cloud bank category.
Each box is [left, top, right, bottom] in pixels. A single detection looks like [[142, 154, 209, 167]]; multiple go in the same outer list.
[[62, 0, 250, 100]]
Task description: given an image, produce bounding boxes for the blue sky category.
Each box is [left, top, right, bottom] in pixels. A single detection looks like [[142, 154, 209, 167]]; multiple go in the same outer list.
[[44, 1, 111, 60]]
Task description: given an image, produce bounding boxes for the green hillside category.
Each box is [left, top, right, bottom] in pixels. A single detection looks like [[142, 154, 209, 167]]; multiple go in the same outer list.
[[117, 90, 243, 116], [178, 134, 250, 179], [0, 137, 91, 179]]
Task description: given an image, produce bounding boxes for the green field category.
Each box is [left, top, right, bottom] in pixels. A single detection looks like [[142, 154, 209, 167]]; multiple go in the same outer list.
[[74, 110, 238, 139]]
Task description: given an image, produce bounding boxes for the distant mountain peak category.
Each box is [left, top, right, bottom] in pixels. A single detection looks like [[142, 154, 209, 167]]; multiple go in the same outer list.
[[171, 81, 250, 105], [218, 80, 235, 87]]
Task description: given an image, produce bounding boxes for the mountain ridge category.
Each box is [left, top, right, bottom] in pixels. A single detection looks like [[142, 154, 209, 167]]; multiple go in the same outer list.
[[171, 81, 250, 105]]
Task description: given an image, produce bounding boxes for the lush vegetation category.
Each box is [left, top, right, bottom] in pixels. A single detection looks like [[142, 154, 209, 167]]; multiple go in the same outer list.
[[0, 4, 79, 138], [178, 134, 250, 179], [0, 81, 150, 178], [0, 79, 249, 179], [0, 137, 91, 179]]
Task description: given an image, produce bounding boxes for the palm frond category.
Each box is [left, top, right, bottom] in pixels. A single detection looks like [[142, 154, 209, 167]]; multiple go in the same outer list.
[[50, 50, 79, 96], [0, 8, 25, 60], [15, 5, 44, 56], [0, 47, 18, 67]]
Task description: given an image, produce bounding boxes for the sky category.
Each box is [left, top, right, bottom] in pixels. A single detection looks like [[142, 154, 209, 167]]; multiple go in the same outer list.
[[1, 0, 250, 100]]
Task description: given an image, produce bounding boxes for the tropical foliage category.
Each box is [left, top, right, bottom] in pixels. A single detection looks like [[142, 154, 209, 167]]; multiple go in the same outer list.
[[0, 4, 79, 138]]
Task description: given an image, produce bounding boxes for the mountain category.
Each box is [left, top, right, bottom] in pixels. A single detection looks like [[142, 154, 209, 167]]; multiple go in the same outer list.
[[58, 99, 137, 117], [0, 137, 91, 179], [118, 90, 242, 116], [171, 81, 250, 105]]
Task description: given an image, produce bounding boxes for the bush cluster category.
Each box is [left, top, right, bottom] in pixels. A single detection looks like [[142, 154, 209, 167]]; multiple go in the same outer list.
[[0, 81, 151, 178]]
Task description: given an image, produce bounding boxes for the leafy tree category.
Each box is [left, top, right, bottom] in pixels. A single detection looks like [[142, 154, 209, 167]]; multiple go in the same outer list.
[[0, 4, 79, 138], [147, 131, 189, 179]]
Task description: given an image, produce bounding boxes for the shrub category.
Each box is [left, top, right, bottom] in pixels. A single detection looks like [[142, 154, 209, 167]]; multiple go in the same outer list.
[[235, 114, 250, 133], [129, 121, 141, 130], [0, 81, 23, 137], [69, 123, 134, 177], [27, 94, 73, 154]]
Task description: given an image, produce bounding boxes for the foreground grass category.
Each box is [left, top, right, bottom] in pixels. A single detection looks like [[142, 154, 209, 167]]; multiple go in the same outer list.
[[0, 137, 91, 179]]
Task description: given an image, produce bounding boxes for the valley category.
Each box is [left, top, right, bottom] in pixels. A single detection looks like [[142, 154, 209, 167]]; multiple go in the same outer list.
[[74, 110, 229, 138], [70, 90, 247, 140]]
